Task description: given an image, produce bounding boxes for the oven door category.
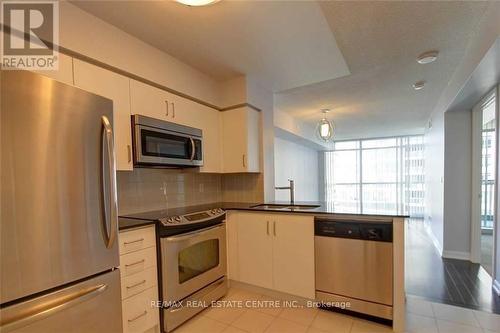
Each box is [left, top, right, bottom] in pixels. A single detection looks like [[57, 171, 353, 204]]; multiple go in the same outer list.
[[133, 124, 203, 167], [161, 224, 226, 303]]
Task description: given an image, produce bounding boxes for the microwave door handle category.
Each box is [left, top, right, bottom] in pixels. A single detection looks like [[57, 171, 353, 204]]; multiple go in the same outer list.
[[101, 116, 118, 249], [189, 137, 195, 161]]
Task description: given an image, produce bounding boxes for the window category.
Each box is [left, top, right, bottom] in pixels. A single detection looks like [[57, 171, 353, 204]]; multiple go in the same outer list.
[[481, 95, 496, 230], [324, 136, 425, 217]]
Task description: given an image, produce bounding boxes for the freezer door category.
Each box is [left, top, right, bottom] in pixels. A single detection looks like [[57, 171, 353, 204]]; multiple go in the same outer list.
[[0, 270, 122, 333], [1, 70, 120, 303]]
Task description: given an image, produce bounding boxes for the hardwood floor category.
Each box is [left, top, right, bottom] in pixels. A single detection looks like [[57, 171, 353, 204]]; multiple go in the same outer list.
[[405, 220, 500, 314]]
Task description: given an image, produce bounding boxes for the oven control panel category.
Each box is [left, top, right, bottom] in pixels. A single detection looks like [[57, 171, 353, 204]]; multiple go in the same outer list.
[[160, 208, 225, 226]]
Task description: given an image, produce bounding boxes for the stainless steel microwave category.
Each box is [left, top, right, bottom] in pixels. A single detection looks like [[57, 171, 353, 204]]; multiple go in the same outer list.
[[131, 115, 203, 167]]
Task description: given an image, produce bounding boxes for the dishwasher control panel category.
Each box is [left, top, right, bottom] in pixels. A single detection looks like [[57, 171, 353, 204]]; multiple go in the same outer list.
[[314, 219, 392, 242]]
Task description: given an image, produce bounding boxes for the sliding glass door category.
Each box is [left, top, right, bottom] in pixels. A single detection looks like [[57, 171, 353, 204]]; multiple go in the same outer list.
[[324, 136, 425, 217]]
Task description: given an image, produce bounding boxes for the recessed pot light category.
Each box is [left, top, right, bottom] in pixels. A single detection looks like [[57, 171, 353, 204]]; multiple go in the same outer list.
[[413, 80, 426, 90], [176, 0, 220, 6], [417, 51, 439, 64]]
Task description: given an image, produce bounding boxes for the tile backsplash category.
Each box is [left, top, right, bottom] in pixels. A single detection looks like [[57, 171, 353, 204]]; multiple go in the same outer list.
[[117, 169, 263, 215], [222, 173, 264, 203]]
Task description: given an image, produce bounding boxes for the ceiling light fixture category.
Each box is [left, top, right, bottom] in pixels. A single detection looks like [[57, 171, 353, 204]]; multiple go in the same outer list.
[[175, 0, 220, 6], [316, 109, 334, 142], [417, 51, 439, 64], [413, 80, 426, 90]]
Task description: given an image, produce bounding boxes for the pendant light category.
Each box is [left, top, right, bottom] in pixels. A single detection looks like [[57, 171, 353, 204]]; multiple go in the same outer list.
[[316, 109, 334, 142]]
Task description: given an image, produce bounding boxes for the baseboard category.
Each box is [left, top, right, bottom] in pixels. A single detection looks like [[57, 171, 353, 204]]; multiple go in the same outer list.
[[493, 280, 500, 297], [442, 250, 471, 261], [424, 223, 443, 256]]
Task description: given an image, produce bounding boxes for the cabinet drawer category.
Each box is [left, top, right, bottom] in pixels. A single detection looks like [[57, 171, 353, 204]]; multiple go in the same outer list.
[[119, 226, 156, 255], [120, 247, 157, 277], [121, 266, 158, 300], [122, 287, 159, 333]]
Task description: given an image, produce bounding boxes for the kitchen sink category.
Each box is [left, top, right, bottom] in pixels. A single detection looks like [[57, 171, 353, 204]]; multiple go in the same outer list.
[[251, 204, 321, 210]]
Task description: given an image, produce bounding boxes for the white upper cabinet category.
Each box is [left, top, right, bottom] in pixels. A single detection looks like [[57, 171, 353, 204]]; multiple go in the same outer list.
[[222, 107, 261, 173], [32, 53, 74, 86], [130, 79, 175, 122], [73, 59, 133, 171], [190, 106, 222, 173]]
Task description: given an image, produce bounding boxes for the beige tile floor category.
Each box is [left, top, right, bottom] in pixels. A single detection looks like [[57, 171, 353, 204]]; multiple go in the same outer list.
[[173, 288, 500, 333]]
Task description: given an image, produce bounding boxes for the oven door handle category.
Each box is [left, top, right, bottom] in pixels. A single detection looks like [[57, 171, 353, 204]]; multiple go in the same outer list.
[[165, 224, 223, 243]]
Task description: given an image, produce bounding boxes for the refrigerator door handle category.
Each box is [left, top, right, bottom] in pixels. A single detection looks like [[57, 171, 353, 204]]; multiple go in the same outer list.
[[101, 116, 118, 249], [0, 284, 108, 332]]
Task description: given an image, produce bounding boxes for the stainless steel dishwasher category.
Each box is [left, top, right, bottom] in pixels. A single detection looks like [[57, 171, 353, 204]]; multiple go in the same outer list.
[[314, 217, 393, 320]]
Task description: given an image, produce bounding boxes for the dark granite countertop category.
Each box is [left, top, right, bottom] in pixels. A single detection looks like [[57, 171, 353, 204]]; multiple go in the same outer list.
[[226, 201, 409, 218], [119, 201, 408, 230]]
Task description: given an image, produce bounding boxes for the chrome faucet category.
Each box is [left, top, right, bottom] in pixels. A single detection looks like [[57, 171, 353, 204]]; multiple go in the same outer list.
[[275, 179, 295, 204]]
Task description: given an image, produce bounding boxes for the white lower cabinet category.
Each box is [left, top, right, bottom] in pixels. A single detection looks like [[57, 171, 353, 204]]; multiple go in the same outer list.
[[119, 225, 160, 333], [228, 211, 315, 299], [235, 212, 273, 289], [122, 287, 159, 333], [271, 214, 315, 298]]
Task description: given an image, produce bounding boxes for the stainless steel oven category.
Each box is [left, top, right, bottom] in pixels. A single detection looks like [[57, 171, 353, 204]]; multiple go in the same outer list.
[[161, 224, 226, 303], [159, 211, 227, 332], [132, 114, 203, 167]]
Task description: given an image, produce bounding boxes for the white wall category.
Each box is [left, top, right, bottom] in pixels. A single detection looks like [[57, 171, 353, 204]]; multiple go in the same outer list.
[[443, 110, 472, 259], [274, 136, 319, 202], [273, 109, 330, 149], [424, 1, 500, 260], [424, 110, 445, 254]]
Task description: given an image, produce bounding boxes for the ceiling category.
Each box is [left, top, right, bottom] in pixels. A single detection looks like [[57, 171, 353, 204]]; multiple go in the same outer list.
[[70, 0, 349, 92], [277, 1, 489, 140], [72, 0, 489, 141], [447, 38, 500, 113]]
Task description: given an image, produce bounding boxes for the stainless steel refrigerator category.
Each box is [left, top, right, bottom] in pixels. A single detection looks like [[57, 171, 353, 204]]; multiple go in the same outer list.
[[0, 70, 123, 333]]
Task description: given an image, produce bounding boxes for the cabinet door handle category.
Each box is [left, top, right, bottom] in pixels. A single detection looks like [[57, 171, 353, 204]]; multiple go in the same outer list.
[[126, 279, 146, 289], [128, 311, 147, 323], [125, 259, 145, 268], [171, 102, 175, 118], [242, 154, 246, 168], [266, 221, 269, 235], [273, 221, 276, 236], [127, 145, 132, 163], [123, 238, 144, 245], [165, 100, 169, 117]]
